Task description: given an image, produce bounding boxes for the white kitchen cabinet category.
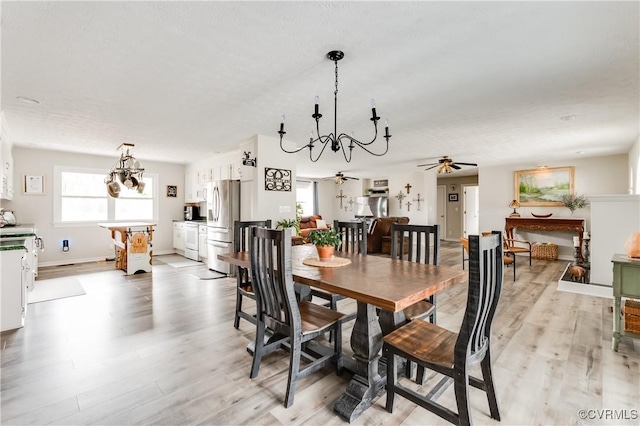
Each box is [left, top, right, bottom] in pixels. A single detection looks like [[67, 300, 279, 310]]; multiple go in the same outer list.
[[173, 222, 185, 252], [198, 224, 208, 260], [1, 246, 27, 332]]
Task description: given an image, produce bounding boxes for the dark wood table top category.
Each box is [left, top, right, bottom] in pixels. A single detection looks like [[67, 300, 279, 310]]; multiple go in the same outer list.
[[218, 244, 467, 313]]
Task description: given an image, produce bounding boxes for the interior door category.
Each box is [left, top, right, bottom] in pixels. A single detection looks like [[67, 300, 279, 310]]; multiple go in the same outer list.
[[437, 185, 446, 239], [463, 185, 479, 237]]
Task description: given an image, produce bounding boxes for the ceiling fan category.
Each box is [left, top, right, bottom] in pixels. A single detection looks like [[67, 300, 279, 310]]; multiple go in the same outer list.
[[323, 172, 360, 185], [417, 156, 478, 174]]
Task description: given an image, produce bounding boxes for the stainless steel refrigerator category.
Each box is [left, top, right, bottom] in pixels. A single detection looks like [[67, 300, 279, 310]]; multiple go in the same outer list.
[[206, 180, 240, 275]]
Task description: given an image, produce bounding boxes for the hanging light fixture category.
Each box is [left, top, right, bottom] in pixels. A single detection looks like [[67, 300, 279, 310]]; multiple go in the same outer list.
[[278, 50, 391, 163], [105, 143, 145, 198]]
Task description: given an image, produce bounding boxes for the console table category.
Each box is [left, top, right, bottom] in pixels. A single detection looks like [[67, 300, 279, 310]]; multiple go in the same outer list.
[[505, 217, 585, 262]]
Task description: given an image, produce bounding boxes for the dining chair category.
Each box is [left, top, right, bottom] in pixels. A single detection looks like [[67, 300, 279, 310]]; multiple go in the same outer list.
[[310, 221, 366, 310], [480, 232, 516, 281], [233, 219, 272, 329], [504, 236, 532, 266], [384, 231, 504, 426], [309, 220, 365, 339], [249, 227, 345, 408], [390, 223, 439, 324]]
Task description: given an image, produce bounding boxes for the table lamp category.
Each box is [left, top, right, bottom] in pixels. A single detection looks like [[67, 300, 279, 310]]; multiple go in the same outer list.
[[509, 200, 521, 217]]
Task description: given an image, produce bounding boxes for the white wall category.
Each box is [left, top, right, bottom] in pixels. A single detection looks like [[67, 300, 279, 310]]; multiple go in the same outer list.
[[5, 147, 185, 266], [629, 135, 640, 194], [479, 154, 628, 259]]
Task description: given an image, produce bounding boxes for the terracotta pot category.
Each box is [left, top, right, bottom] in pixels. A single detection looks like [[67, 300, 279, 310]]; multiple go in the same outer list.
[[316, 245, 334, 262]]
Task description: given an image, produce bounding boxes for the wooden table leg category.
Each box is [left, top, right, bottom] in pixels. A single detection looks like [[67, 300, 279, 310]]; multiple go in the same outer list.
[[333, 301, 385, 423]]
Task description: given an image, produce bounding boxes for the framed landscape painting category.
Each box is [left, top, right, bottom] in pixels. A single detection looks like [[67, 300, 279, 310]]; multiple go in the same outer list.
[[514, 166, 574, 206]]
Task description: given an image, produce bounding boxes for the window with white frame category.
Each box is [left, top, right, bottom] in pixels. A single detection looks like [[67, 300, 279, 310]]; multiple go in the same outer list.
[[54, 166, 157, 225]]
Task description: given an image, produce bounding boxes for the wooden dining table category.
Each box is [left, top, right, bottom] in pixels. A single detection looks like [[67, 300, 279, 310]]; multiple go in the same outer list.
[[218, 244, 467, 423]]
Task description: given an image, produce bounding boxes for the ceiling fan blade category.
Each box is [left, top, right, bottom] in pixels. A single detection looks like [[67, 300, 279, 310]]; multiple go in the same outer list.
[[455, 162, 478, 167], [416, 162, 438, 167], [451, 164, 462, 170], [344, 176, 360, 181], [423, 165, 439, 171]]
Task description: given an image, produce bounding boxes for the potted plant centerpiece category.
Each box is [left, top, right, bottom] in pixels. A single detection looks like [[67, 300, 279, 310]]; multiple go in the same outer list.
[[308, 229, 342, 262]]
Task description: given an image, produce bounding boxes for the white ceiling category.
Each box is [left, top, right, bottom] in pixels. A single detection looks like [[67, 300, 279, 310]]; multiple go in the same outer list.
[[2, 1, 639, 179]]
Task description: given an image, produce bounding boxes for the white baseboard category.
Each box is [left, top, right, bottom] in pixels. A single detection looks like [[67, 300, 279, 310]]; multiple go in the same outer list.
[[39, 249, 177, 268]]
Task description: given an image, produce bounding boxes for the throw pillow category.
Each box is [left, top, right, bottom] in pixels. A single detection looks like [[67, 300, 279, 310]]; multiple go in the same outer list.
[[316, 219, 327, 229]]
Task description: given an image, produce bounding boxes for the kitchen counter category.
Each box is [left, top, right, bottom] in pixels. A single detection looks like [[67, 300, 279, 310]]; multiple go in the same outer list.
[[0, 224, 37, 237], [0, 239, 26, 251]]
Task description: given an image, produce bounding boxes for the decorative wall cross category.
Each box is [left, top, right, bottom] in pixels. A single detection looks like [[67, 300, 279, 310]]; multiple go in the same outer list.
[[413, 193, 425, 211], [347, 197, 354, 211], [336, 189, 347, 209], [405, 183, 412, 194], [395, 191, 406, 209], [406, 201, 413, 212]]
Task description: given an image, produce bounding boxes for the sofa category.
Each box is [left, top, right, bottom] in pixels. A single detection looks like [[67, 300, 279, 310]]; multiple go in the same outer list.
[[299, 215, 331, 241], [366, 217, 410, 254]]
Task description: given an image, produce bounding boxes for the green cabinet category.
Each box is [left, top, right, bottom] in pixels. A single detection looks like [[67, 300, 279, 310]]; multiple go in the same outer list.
[[612, 254, 640, 351]]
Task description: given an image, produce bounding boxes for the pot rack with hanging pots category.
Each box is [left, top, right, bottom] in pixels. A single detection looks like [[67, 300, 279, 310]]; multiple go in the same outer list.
[[105, 143, 146, 198]]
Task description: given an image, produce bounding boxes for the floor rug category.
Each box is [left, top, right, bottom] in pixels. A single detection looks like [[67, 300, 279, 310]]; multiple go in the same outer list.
[[28, 277, 86, 304], [188, 269, 226, 280], [155, 255, 203, 268]]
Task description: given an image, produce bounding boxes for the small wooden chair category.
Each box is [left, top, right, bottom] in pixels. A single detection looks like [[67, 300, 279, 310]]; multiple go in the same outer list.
[[233, 220, 271, 329], [384, 231, 504, 426], [504, 237, 532, 266], [249, 227, 345, 408]]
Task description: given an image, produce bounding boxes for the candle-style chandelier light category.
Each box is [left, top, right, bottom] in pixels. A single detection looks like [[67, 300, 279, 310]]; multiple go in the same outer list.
[[278, 50, 391, 163], [105, 143, 145, 198]]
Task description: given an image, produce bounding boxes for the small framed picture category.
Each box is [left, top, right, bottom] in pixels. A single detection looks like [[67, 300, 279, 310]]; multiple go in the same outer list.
[[166, 185, 177, 197], [24, 175, 45, 195], [448, 193, 459, 202]]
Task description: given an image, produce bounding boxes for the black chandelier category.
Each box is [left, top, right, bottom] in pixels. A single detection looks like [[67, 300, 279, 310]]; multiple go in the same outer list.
[[278, 50, 391, 163]]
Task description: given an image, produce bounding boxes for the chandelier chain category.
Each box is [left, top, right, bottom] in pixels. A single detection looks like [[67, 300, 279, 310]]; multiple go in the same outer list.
[[334, 60, 339, 97]]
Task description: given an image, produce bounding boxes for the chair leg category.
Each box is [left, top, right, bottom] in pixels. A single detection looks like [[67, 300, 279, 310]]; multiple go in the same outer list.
[[249, 320, 265, 379], [385, 348, 397, 413], [513, 255, 516, 281], [480, 350, 501, 420], [454, 366, 472, 426], [284, 336, 301, 408], [234, 290, 242, 329], [429, 294, 437, 324]]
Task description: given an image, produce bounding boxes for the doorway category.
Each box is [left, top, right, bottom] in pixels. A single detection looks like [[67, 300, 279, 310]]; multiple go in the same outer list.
[[437, 185, 446, 239], [462, 185, 479, 237]]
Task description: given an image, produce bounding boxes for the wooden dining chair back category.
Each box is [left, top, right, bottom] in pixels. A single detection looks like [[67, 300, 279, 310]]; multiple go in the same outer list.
[[249, 227, 345, 408], [233, 219, 271, 329], [384, 231, 504, 425], [333, 220, 367, 254], [390, 223, 440, 323]]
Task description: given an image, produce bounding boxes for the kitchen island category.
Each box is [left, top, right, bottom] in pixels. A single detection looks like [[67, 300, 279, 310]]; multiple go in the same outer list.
[[98, 222, 156, 275]]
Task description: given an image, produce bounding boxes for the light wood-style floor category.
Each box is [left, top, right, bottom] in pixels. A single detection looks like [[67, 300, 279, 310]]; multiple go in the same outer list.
[[2, 242, 638, 425]]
